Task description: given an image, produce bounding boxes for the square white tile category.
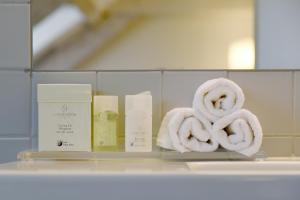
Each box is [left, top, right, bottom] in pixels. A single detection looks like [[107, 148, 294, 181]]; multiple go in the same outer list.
[[162, 71, 227, 114], [294, 72, 300, 135], [229, 71, 293, 136], [31, 136, 38, 151], [0, 138, 30, 163], [293, 137, 300, 156], [0, 4, 30, 69], [0, 71, 30, 135], [262, 137, 293, 157]]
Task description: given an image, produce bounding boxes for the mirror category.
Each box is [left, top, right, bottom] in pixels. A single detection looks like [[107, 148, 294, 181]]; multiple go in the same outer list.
[[32, 0, 255, 70]]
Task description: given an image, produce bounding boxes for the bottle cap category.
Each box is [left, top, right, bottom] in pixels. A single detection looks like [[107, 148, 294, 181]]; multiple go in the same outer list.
[[94, 95, 118, 113]]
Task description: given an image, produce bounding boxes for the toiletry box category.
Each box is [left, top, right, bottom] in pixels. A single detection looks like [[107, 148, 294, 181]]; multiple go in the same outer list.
[[37, 84, 92, 152], [125, 93, 152, 152]]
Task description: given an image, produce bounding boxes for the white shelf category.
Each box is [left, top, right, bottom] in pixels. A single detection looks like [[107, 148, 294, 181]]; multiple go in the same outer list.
[[17, 149, 266, 161]]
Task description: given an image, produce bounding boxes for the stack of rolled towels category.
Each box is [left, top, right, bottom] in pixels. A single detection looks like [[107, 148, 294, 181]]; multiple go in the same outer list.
[[156, 78, 263, 157]]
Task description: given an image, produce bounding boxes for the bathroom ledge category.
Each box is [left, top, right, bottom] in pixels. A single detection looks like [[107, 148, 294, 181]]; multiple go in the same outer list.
[[1, 159, 300, 200], [17, 150, 261, 161], [1, 157, 300, 175]]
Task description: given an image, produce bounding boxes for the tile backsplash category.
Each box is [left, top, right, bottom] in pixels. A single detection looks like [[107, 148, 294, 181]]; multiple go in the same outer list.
[[294, 72, 300, 135], [1, 69, 300, 162], [162, 71, 227, 115], [0, 0, 31, 163], [27, 70, 300, 158], [0, 0, 300, 163], [229, 71, 294, 136], [0, 71, 30, 136]]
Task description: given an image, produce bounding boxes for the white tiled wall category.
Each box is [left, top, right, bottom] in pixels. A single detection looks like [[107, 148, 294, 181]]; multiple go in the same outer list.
[[294, 72, 300, 136], [0, 70, 31, 163], [28, 70, 300, 158], [162, 71, 227, 115], [228, 71, 294, 136], [262, 137, 293, 157], [0, 3, 30, 69], [1, 0, 300, 163], [0, 69, 297, 162], [0, 71, 31, 136], [293, 137, 300, 156], [0, 138, 30, 162], [0, 0, 30, 163], [229, 71, 296, 156]]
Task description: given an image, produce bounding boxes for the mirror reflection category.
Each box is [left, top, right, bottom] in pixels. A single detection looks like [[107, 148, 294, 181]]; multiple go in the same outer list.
[[32, 0, 254, 70]]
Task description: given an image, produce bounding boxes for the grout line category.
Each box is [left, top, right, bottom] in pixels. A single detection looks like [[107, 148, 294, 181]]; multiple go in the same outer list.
[[0, 137, 30, 140], [32, 69, 163, 72], [0, 68, 30, 71], [29, 68, 33, 149], [254, 0, 259, 68], [0, 2, 30, 5], [92, 71, 97, 95], [292, 71, 296, 156], [0, 133, 29, 138], [264, 135, 296, 138], [161, 70, 165, 117], [160, 70, 164, 129], [29, 0, 33, 72], [226, 70, 229, 78], [97, 71, 102, 91], [31, 69, 300, 73], [28, 0, 33, 148]]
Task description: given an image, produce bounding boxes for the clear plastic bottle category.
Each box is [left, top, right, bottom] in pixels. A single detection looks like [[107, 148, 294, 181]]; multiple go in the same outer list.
[[93, 96, 119, 152]]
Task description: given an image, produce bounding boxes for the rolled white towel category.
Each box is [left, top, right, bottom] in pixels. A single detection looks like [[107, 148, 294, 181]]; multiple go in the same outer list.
[[156, 108, 218, 153], [193, 78, 245, 122], [156, 108, 183, 150], [212, 109, 263, 157]]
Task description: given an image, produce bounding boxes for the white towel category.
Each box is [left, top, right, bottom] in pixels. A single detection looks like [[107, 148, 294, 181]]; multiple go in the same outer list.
[[193, 78, 245, 122], [157, 108, 218, 153], [212, 109, 263, 156]]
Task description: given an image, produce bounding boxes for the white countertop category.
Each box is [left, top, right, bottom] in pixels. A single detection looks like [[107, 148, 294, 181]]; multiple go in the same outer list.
[[0, 159, 190, 175], [1, 159, 300, 200]]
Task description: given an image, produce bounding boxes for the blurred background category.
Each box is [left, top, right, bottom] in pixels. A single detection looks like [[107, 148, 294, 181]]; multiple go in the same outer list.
[[32, 0, 255, 70]]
